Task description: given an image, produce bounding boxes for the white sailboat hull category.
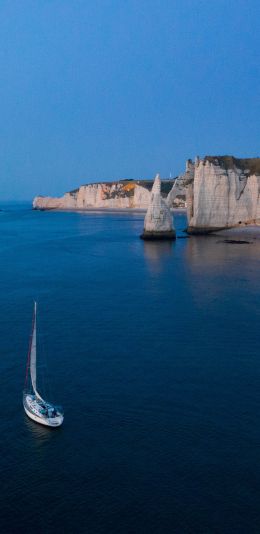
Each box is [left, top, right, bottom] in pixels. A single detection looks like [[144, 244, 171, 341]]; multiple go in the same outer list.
[[23, 394, 64, 427], [24, 404, 62, 427]]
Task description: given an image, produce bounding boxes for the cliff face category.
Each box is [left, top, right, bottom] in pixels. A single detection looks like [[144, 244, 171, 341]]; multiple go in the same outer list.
[[33, 179, 185, 210], [187, 156, 260, 233], [167, 159, 194, 207]]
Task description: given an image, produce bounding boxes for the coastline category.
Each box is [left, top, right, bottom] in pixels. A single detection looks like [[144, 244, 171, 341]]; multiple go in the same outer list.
[[33, 206, 187, 214]]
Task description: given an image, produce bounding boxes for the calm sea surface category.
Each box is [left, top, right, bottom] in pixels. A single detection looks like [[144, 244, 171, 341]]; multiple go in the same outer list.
[[0, 204, 259, 533]]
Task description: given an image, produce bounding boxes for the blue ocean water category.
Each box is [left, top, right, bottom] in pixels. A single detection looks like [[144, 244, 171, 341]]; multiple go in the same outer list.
[[0, 204, 259, 533]]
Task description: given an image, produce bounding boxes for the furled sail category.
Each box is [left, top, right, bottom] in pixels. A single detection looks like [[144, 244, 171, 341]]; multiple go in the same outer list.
[[30, 302, 43, 401]]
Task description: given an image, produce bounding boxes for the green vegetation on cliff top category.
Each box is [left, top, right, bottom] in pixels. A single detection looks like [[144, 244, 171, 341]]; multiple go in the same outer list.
[[69, 178, 176, 196], [205, 156, 260, 175]]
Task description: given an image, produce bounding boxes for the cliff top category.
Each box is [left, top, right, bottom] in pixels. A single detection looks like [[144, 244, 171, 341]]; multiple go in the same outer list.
[[204, 156, 260, 175], [69, 178, 177, 196]]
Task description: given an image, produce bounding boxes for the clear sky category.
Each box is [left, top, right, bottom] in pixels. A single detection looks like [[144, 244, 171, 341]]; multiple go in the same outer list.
[[0, 0, 259, 200]]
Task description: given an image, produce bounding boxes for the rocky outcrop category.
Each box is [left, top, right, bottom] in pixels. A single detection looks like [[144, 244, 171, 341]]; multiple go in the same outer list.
[[167, 159, 194, 207], [33, 178, 188, 210], [187, 156, 260, 233], [140, 174, 176, 240]]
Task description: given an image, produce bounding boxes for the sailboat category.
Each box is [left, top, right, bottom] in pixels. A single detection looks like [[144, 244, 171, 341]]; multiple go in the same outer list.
[[23, 302, 64, 427]]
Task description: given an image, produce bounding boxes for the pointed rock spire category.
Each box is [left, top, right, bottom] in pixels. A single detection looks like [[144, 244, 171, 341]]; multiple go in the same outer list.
[[140, 174, 176, 240]]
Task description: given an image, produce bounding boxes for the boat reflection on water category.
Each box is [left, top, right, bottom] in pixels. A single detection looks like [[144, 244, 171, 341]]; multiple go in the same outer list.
[[24, 413, 62, 447], [143, 240, 175, 274]]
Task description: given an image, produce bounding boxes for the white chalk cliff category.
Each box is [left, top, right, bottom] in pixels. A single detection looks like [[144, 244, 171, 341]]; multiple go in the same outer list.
[[141, 174, 176, 239], [187, 156, 260, 233], [33, 179, 187, 210], [166, 159, 194, 208]]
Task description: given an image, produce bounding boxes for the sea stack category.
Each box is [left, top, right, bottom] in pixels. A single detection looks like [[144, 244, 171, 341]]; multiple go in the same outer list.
[[140, 174, 176, 240]]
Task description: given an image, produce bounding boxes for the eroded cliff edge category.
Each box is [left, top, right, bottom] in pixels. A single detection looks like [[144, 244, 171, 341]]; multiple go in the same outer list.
[[33, 178, 187, 210], [187, 156, 260, 233]]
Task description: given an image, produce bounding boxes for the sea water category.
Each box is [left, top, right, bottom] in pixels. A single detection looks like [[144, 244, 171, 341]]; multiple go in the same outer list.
[[0, 204, 259, 533]]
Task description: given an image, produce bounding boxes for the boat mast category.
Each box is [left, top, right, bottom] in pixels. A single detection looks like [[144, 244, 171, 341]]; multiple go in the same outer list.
[[24, 301, 36, 390], [25, 302, 44, 401]]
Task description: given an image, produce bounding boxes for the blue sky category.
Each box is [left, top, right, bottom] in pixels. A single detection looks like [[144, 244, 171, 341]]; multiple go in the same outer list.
[[0, 0, 259, 200]]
